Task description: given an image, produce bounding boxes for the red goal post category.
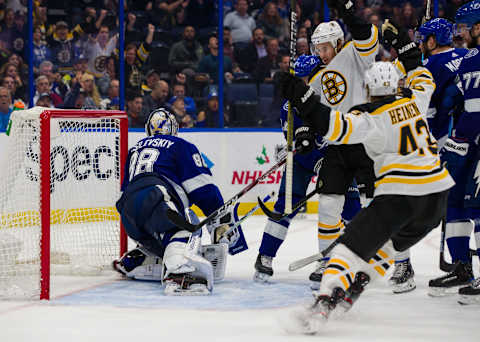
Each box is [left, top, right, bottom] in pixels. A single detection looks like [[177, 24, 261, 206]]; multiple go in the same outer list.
[[0, 108, 129, 300]]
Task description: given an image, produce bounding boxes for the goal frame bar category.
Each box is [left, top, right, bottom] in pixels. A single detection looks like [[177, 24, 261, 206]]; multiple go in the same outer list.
[[38, 110, 128, 300]]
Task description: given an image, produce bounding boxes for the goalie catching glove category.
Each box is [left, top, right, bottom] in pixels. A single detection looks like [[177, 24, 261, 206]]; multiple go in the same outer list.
[[207, 202, 248, 255]]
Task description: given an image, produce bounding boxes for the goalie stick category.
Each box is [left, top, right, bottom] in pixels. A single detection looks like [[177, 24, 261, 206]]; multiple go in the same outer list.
[[257, 176, 323, 221], [166, 151, 292, 233]]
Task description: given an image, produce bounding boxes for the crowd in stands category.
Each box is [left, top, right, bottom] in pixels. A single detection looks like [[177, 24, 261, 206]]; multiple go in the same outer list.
[[0, 0, 472, 129]]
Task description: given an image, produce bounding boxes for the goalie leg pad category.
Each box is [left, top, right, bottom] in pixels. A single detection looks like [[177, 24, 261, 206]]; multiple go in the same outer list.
[[201, 243, 228, 282]]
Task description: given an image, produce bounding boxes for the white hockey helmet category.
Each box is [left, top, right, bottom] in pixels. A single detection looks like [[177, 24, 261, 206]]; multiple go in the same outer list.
[[145, 107, 179, 137], [364, 62, 400, 97], [311, 21, 345, 54]]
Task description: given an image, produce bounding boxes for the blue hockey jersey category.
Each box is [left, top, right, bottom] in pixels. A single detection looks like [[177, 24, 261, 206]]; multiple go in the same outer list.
[[423, 48, 468, 141], [455, 47, 480, 141], [122, 135, 224, 217], [280, 100, 327, 172]]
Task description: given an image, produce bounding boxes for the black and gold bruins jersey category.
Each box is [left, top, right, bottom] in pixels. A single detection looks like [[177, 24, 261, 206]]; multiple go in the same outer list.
[[322, 62, 454, 197], [309, 25, 379, 112]]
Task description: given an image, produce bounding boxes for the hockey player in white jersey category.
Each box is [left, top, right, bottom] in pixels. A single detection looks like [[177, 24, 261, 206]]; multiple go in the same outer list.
[[276, 19, 454, 331], [113, 107, 244, 295], [297, 0, 378, 283], [390, 18, 469, 294]]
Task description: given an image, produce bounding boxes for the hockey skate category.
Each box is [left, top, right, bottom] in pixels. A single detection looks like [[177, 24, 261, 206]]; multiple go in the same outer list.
[[428, 262, 473, 297], [290, 287, 347, 334], [389, 259, 416, 294], [113, 247, 163, 281], [458, 278, 480, 305], [164, 273, 210, 296], [339, 272, 370, 312], [309, 258, 328, 290], [253, 254, 273, 283]]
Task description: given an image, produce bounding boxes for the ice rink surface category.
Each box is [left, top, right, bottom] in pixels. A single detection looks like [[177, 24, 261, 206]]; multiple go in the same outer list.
[[0, 214, 478, 342]]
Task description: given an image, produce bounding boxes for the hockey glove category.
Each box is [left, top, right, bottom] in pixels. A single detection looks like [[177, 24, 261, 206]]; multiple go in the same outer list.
[[381, 19, 422, 71], [207, 208, 240, 247], [327, 0, 355, 17], [276, 72, 319, 120], [295, 126, 315, 155]]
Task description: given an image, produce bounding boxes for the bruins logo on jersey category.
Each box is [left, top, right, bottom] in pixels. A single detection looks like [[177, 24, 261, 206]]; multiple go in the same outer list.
[[321, 71, 347, 105]]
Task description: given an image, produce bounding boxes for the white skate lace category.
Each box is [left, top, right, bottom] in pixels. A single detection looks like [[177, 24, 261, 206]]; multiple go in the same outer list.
[[261, 255, 273, 268], [392, 261, 407, 279]]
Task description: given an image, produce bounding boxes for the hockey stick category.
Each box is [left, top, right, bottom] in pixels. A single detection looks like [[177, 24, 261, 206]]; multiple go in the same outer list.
[[439, 218, 459, 272], [422, 0, 432, 24], [234, 191, 275, 228], [289, 240, 339, 271], [166, 154, 294, 232], [284, 0, 298, 214], [257, 177, 323, 221]]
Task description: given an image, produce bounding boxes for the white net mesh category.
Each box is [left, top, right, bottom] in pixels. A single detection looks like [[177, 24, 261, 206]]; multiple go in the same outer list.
[[0, 108, 124, 299]]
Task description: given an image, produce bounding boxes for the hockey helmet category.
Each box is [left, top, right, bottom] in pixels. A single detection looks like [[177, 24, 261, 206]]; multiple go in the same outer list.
[[311, 21, 344, 54], [417, 18, 453, 46], [145, 107, 179, 137], [455, 0, 480, 27], [364, 62, 400, 97], [294, 54, 322, 77]]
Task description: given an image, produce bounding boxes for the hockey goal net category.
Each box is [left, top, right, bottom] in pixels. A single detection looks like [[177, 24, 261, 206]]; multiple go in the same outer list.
[[0, 108, 128, 300]]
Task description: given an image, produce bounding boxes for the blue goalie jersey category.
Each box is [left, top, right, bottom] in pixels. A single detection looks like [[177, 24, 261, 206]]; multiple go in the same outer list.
[[423, 48, 468, 141], [122, 135, 224, 217]]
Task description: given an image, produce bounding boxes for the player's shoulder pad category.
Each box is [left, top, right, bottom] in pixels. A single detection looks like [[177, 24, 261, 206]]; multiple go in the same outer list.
[[348, 95, 397, 114]]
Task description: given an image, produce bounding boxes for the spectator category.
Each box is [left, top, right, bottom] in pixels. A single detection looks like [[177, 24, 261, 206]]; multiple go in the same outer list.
[[253, 38, 281, 82], [174, 6, 188, 28], [142, 80, 170, 117], [33, 75, 63, 107], [223, 26, 236, 64], [168, 26, 204, 74], [0, 62, 25, 101], [97, 55, 118, 96], [0, 86, 12, 131], [171, 97, 194, 128], [198, 36, 234, 84], [35, 93, 53, 108], [100, 79, 120, 110], [196, 88, 223, 127], [394, 2, 418, 31], [296, 37, 309, 58], [168, 82, 197, 116], [186, 0, 216, 28], [153, 0, 188, 30], [142, 69, 160, 95], [38, 60, 68, 99], [277, 54, 289, 73], [64, 73, 100, 109], [0, 9, 15, 51], [10, 11, 26, 56], [1, 76, 16, 102], [256, 2, 288, 45], [126, 91, 145, 128], [85, 24, 118, 77], [224, 0, 256, 47], [47, 20, 86, 75], [236, 27, 266, 74], [124, 23, 155, 92], [298, 26, 309, 40], [33, 25, 51, 70]]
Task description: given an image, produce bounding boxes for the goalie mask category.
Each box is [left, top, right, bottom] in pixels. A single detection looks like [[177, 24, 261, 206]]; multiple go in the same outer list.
[[364, 62, 400, 97], [145, 107, 179, 137]]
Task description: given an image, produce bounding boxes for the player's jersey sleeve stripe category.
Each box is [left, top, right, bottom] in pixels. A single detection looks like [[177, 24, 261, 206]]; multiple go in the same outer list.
[[353, 25, 378, 50], [181, 173, 213, 193], [370, 97, 413, 116], [340, 116, 353, 144], [325, 111, 343, 141], [379, 160, 441, 174], [406, 69, 434, 86], [465, 98, 480, 113], [394, 59, 407, 77], [375, 168, 449, 187]]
